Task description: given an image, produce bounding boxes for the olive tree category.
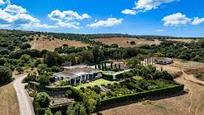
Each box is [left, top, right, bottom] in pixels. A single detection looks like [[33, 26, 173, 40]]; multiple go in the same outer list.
[[0, 66, 12, 84]]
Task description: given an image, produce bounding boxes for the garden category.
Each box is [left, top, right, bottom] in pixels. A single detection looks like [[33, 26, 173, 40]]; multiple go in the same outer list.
[[75, 78, 118, 89]]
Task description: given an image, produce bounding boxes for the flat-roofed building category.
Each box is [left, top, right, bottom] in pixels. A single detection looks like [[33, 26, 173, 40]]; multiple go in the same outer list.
[[53, 65, 102, 85]]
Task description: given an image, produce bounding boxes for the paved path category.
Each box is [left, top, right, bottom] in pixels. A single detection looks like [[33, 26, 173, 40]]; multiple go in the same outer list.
[[13, 75, 35, 115]]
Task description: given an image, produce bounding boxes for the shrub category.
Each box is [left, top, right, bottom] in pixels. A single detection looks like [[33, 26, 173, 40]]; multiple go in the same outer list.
[[33, 92, 51, 115], [102, 73, 114, 80], [16, 67, 24, 74], [0, 49, 10, 55], [34, 92, 50, 108], [24, 72, 37, 82], [130, 41, 136, 45], [67, 102, 87, 115], [20, 43, 31, 49], [0, 58, 6, 65], [20, 54, 31, 63], [38, 74, 50, 86], [51, 66, 61, 72], [92, 86, 101, 94], [0, 66, 12, 84]]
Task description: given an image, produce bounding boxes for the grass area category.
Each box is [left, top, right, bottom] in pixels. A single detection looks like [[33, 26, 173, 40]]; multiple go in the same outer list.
[[132, 76, 143, 81], [75, 78, 118, 89], [0, 83, 19, 115]]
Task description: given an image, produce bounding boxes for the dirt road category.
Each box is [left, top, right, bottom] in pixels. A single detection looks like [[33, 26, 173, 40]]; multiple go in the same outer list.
[[13, 75, 35, 115]]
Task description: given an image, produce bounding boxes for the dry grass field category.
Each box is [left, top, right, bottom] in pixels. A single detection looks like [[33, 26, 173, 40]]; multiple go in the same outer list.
[[94, 37, 197, 48], [94, 37, 161, 47], [96, 59, 204, 115], [166, 39, 195, 43], [30, 37, 89, 51], [0, 83, 19, 115]]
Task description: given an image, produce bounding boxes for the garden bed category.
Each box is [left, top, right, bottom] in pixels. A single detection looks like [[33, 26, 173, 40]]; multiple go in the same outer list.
[[75, 78, 118, 89]]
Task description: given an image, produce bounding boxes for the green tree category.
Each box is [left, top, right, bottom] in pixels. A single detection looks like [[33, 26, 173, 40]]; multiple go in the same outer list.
[[34, 92, 50, 108], [0, 58, 6, 65], [67, 103, 87, 115], [0, 66, 12, 84], [44, 108, 53, 115], [43, 52, 63, 67], [24, 71, 37, 82], [20, 54, 31, 63], [38, 74, 50, 86], [198, 39, 204, 48], [20, 43, 31, 49], [127, 58, 140, 68]]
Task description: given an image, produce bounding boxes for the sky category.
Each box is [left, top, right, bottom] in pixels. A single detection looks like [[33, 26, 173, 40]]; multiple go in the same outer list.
[[0, 0, 204, 37]]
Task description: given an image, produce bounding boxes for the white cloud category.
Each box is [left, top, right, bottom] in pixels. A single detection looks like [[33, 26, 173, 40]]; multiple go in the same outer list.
[[0, 4, 55, 29], [48, 10, 90, 22], [192, 17, 204, 25], [162, 12, 191, 26], [135, 0, 177, 11], [48, 10, 91, 29], [122, 0, 178, 15], [0, 0, 10, 5], [0, 0, 4, 5], [121, 9, 136, 15], [87, 18, 123, 28], [4, 4, 27, 14]]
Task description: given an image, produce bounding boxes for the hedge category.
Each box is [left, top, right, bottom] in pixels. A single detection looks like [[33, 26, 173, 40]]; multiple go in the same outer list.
[[100, 84, 184, 107], [28, 81, 71, 93], [102, 73, 114, 81]]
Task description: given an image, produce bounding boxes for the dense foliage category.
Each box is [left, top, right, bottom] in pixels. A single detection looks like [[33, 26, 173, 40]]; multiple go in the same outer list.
[[0, 66, 12, 84], [142, 40, 204, 62], [33, 92, 51, 115]]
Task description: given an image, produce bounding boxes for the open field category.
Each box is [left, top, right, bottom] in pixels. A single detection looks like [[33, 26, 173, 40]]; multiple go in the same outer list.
[[166, 39, 195, 43], [96, 59, 204, 115], [94, 37, 161, 47], [0, 83, 19, 115], [30, 37, 89, 51]]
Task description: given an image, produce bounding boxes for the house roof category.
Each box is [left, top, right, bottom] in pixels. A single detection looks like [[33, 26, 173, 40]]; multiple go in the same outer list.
[[54, 65, 100, 80]]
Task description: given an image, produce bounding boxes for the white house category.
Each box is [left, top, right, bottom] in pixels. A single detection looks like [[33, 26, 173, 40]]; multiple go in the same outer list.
[[53, 65, 102, 85]]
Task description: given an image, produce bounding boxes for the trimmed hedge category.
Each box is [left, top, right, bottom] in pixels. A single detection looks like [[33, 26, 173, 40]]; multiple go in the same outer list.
[[28, 81, 71, 94], [100, 84, 184, 107], [102, 73, 114, 81]]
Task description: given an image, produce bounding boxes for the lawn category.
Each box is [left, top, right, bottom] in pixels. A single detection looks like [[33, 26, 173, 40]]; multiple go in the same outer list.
[[75, 78, 118, 89], [132, 76, 143, 81]]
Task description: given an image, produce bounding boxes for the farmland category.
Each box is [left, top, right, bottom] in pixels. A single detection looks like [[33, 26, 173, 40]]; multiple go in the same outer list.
[[94, 37, 161, 47], [94, 37, 197, 48], [30, 37, 89, 51]]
